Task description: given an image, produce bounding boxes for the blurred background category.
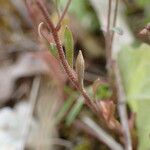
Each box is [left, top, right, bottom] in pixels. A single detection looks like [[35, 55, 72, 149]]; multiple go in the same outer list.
[[0, 0, 150, 150]]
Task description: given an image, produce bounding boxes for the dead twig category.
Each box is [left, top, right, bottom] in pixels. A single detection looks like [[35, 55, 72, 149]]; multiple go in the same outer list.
[[21, 76, 41, 150], [82, 117, 124, 150]]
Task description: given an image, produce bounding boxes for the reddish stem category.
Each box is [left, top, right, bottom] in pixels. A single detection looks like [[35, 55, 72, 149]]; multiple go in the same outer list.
[[36, 0, 97, 112]]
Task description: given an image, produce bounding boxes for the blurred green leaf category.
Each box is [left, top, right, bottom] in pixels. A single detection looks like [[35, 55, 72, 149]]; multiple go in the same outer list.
[[59, 0, 100, 31], [118, 43, 150, 150], [95, 84, 112, 100], [137, 0, 150, 6], [66, 96, 84, 126], [57, 87, 93, 126], [64, 26, 74, 68], [56, 94, 76, 123], [49, 43, 58, 57], [73, 140, 92, 150]]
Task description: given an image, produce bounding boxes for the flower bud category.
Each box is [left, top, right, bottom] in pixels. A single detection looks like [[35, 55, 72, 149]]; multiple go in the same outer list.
[[76, 50, 85, 89]]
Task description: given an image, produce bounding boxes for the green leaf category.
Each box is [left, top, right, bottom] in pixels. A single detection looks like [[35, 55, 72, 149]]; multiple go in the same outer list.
[[118, 43, 150, 150], [66, 96, 84, 126], [95, 84, 112, 100], [64, 26, 74, 68], [137, 0, 150, 6], [49, 43, 58, 57], [56, 94, 76, 123]]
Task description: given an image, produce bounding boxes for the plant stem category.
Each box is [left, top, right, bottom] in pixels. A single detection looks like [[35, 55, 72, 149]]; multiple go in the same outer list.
[[111, 0, 119, 47], [55, 0, 60, 19], [107, 0, 132, 148], [36, 0, 98, 113], [36, 0, 76, 83], [114, 62, 132, 150], [56, 0, 72, 30], [106, 0, 112, 72], [107, 0, 112, 34]]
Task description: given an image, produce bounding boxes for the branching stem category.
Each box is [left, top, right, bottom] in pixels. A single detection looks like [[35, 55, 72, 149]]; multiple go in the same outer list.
[[56, 0, 72, 30], [36, 0, 97, 112]]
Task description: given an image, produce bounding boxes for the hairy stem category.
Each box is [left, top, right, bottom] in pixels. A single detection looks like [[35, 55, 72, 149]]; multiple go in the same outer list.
[[36, 0, 97, 112]]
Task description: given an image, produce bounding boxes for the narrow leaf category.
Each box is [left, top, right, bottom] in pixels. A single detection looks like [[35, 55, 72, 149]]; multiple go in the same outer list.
[[64, 26, 74, 68], [56, 94, 76, 123], [66, 97, 84, 126]]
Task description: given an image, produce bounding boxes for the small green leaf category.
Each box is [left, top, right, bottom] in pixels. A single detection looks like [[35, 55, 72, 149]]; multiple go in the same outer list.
[[49, 43, 58, 57], [66, 97, 84, 126], [95, 84, 112, 100], [64, 26, 74, 68]]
